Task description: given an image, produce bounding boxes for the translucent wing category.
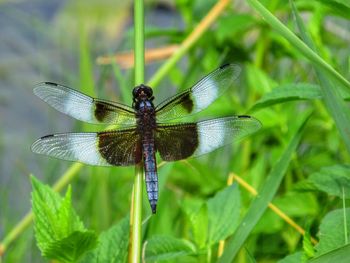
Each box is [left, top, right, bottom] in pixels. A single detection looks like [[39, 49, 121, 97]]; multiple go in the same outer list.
[[34, 82, 136, 125], [155, 64, 241, 121], [31, 128, 142, 166], [155, 116, 261, 161]]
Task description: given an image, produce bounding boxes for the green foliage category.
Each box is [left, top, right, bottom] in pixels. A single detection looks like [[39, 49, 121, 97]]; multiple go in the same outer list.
[[31, 176, 97, 262], [80, 216, 130, 263], [291, 0, 350, 153], [143, 185, 241, 261], [314, 208, 350, 256], [303, 229, 315, 259], [218, 113, 309, 262], [3, 0, 350, 262], [308, 244, 350, 263], [251, 83, 333, 111], [278, 251, 303, 263], [207, 185, 240, 245], [308, 165, 350, 198], [144, 235, 196, 262]]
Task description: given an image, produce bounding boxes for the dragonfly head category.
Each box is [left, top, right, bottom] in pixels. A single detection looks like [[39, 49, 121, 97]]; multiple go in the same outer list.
[[133, 84, 153, 101]]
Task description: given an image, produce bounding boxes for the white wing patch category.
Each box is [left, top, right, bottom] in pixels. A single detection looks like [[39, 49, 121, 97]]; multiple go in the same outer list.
[[193, 116, 261, 157], [192, 78, 218, 110], [31, 133, 110, 166], [64, 91, 94, 122]]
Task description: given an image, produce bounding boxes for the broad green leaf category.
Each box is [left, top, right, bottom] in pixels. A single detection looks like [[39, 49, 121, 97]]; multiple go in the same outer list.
[[80, 216, 129, 263], [218, 113, 309, 262], [44, 231, 97, 262], [144, 235, 196, 262], [278, 252, 302, 263], [273, 193, 318, 217], [181, 198, 208, 248], [314, 208, 350, 256], [207, 184, 240, 245], [308, 165, 350, 198], [251, 83, 322, 111], [308, 244, 350, 263], [31, 176, 97, 262]]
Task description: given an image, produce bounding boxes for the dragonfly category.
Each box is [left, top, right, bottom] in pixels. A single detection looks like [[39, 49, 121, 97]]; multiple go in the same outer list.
[[31, 64, 261, 214]]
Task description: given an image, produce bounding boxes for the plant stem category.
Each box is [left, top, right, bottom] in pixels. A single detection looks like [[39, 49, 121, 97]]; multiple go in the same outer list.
[[129, 0, 144, 262]]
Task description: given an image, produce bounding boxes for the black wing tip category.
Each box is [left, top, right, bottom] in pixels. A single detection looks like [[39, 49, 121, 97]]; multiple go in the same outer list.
[[40, 134, 55, 139], [34, 81, 59, 88], [237, 115, 263, 130], [219, 63, 231, 69], [31, 134, 55, 152], [43, 81, 58, 86], [33, 82, 59, 96], [219, 63, 240, 69]]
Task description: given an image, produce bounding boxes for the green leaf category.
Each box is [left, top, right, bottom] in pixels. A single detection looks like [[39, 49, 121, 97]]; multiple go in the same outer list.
[[80, 216, 130, 263], [181, 198, 208, 248], [251, 83, 322, 111], [278, 252, 303, 263], [144, 235, 196, 262], [308, 165, 350, 198], [218, 113, 309, 262], [308, 244, 350, 263], [314, 208, 350, 256], [45, 231, 97, 262], [207, 184, 240, 245], [31, 176, 97, 262], [274, 192, 318, 217]]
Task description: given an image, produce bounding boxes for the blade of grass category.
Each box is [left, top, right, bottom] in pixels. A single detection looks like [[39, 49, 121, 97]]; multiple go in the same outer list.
[[290, 1, 350, 154], [218, 112, 311, 262], [342, 187, 348, 244], [246, 0, 350, 92], [129, 0, 144, 262], [0, 0, 231, 253]]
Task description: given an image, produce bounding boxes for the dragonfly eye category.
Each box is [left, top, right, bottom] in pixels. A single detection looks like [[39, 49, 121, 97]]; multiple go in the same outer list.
[[133, 85, 153, 98], [144, 86, 153, 97], [132, 87, 140, 98]]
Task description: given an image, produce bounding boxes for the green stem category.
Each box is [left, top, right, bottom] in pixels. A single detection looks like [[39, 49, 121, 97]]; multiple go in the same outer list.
[[130, 0, 144, 262]]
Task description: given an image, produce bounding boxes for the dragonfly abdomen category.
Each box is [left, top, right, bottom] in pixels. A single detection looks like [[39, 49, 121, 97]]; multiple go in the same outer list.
[[142, 140, 158, 214]]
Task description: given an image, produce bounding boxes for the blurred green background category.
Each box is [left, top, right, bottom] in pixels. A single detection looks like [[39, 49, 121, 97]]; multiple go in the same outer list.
[[1, 0, 350, 262]]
